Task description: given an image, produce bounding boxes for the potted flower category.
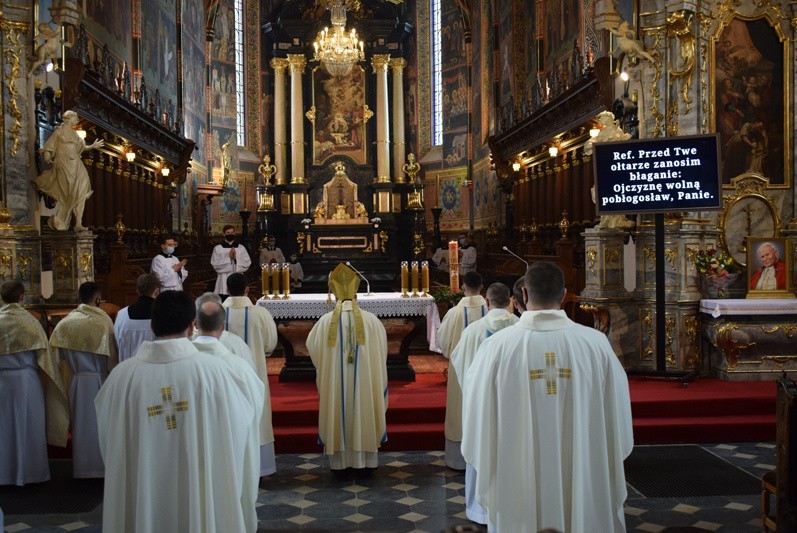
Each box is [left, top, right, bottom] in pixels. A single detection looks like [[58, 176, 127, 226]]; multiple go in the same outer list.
[[694, 248, 740, 298], [431, 285, 464, 319]]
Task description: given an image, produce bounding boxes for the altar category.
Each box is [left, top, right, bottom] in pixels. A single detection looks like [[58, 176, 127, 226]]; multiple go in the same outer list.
[[257, 292, 441, 382], [700, 298, 797, 381]]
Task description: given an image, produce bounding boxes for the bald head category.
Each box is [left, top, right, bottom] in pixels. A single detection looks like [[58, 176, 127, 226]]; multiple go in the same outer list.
[[195, 300, 226, 337], [485, 282, 511, 310]]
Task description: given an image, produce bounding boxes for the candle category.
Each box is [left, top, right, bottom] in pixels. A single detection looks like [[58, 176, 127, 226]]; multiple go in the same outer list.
[[282, 262, 291, 299], [448, 240, 459, 267], [450, 267, 459, 293], [271, 263, 280, 296], [411, 261, 419, 297], [261, 264, 270, 297], [421, 261, 429, 296], [436, 175, 441, 208], [400, 261, 409, 297]]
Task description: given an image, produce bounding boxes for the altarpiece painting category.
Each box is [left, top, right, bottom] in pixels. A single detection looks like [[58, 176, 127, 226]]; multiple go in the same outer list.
[[311, 65, 367, 166]]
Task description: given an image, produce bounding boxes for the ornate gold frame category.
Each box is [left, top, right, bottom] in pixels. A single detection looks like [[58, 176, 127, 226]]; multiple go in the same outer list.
[[717, 173, 780, 267], [709, 11, 791, 189], [746, 236, 794, 299]]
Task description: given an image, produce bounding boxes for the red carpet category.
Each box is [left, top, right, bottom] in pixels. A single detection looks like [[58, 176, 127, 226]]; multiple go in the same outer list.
[[270, 375, 777, 454]]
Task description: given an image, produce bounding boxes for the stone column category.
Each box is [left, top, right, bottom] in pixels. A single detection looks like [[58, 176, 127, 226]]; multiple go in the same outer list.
[[372, 54, 391, 183], [270, 57, 289, 185], [389, 57, 406, 183], [287, 54, 306, 184]]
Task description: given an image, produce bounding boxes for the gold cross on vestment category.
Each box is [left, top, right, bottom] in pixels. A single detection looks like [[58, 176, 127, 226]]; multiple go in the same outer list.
[[529, 352, 572, 395], [147, 386, 190, 430]]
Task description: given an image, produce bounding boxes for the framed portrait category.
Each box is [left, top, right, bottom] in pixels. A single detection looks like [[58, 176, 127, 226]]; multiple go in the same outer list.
[[711, 14, 791, 188], [746, 237, 794, 299]]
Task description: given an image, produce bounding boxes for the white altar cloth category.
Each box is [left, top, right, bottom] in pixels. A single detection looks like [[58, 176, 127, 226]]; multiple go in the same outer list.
[[257, 292, 442, 353], [699, 298, 797, 318]]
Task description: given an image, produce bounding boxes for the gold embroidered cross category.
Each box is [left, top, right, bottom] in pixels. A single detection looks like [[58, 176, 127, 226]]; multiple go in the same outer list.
[[529, 352, 572, 395], [147, 386, 189, 430]]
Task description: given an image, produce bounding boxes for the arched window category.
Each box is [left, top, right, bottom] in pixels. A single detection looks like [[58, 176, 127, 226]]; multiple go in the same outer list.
[[234, 0, 245, 146], [430, 0, 442, 146]]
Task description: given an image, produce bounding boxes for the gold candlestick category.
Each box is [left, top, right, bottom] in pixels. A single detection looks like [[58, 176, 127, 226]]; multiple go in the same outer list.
[[421, 261, 430, 297], [282, 263, 291, 299], [271, 264, 280, 298], [400, 261, 409, 298], [411, 261, 419, 297], [261, 264, 270, 298]]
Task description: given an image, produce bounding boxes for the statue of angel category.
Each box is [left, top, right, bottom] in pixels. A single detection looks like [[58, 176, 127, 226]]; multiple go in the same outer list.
[[28, 23, 69, 77], [608, 20, 656, 68]]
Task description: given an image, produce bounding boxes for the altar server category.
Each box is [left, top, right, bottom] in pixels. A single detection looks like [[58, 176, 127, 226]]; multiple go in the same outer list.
[[96, 290, 256, 533], [462, 261, 633, 533], [151, 235, 187, 291], [306, 263, 388, 473], [222, 273, 278, 476], [114, 273, 160, 362], [0, 280, 69, 485], [193, 299, 265, 532], [50, 282, 116, 478], [212, 225, 251, 296], [449, 282, 517, 524], [259, 235, 285, 266], [437, 270, 486, 470]]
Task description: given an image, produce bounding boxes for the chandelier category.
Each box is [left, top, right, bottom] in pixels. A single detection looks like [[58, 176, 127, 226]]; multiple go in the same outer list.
[[313, 1, 364, 77]]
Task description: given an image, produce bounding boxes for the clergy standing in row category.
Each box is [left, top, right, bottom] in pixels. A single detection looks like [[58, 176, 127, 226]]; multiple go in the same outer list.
[[306, 264, 388, 474], [114, 273, 160, 362], [96, 291, 257, 532], [449, 282, 518, 524], [50, 282, 116, 478], [196, 292, 253, 361], [192, 299, 265, 532], [212, 225, 251, 297], [222, 273, 279, 477], [151, 235, 188, 291], [462, 261, 633, 532], [437, 271, 486, 470], [0, 280, 69, 486]]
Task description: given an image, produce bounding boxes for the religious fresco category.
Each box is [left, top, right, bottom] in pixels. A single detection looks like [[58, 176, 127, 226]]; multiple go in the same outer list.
[[182, 0, 205, 39], [182, 39, 206, 118], [211, 0, 236, 63], [83, 0, 132, 63], [543, 0, 580, 68], [210, 126, 235, 166], [210, 62, 237, 127], [141, 0, 178, 105], [184, 111, 207, 164], [712, 17, 787, 186], [443, 67, 468, 131], [498, 0, 514, 112], [473, 160, 500, 226], [311, 65, 367, 166], [443, 131, 467, 167], [210, 171, 255, 234], [524, 0, 538, 84], [471, 8, 482, 150], [441, 6, 466, 69]]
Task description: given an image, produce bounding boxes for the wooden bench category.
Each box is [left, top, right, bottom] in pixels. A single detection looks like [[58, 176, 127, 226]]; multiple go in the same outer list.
[[762, 376, 797, 531]]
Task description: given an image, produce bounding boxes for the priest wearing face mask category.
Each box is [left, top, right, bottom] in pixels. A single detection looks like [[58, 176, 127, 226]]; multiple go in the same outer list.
[[151, 236, 188, 291], [458, 233, 477, 276], [212, 225, 252, 297], [259, 236, 285, 266]]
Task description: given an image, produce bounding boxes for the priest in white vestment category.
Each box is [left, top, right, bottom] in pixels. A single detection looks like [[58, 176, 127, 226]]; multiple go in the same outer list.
[[95, 290, 256, 533], [114, 273, 160, 362], [306, 263, 388, 472], [288, 253, 304, 289], [212, 225, 252, 295], [151, 236, 188, 291], [458, 234, 477, 276], [259, 235, 285, 266], [450, 282, 518, 524], [0, 280, 70, 486], [195, 292, 255, 366], [193, 300, 265, 532], [222, 273, 278, 476], [462, 262, 633, 533], [437, 271, 486, 469], [50, 282, 117, 478]]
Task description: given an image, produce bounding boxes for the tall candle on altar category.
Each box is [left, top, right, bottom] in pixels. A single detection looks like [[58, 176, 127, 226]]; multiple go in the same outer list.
[[421, 261, 429, 295], [411, 261, 419, 296], [400, 261, 409, 296], [282, 262, 291, 298], [271, 263, 280, 295], [448, 240, 458, 266], [261, 264, 270, 297]]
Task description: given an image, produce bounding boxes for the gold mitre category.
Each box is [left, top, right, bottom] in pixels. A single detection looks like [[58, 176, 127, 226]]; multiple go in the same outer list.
[[327, 263, 366, 348]]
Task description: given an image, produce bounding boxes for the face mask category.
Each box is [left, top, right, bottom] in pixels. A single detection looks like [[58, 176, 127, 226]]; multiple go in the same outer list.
[[225, 234, 235, 242], [165, 246, 175, 255], [290, 256, 297, 263], [458, 239, 465, 246]]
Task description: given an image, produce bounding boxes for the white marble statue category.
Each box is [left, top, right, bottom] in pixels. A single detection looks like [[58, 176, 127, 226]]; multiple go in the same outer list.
[[608, 20, 656, 66], [28, 23, 69, 77], [34, 111, 104, 231], [585, 111, 635, 230]]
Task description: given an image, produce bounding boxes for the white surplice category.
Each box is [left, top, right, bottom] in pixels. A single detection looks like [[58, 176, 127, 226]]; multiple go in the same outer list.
[[462, 310, 633, 533], [459, 246, 477, 275], [114, 307, 154, 362], [222, 296, 278, 475], [193, 337, 265, 533], [211, 243, 252, 294], [95, 338, 255, 533], [449, 308, 518, 523], [306, 301, 388, 469], [437, 294, 487, 469], [151, 253, 187, 291]]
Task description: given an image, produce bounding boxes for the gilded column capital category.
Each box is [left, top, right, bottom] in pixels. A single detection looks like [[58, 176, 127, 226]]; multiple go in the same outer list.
[[371, 54, 390, 74], [270, 57, 289, 74], [389, 57, 407, 73], [287, 54, 306, 74]]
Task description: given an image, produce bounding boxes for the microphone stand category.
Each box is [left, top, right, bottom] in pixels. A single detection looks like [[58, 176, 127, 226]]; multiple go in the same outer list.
[[502, 246, 530, 270], [345, 262, 371, 296]]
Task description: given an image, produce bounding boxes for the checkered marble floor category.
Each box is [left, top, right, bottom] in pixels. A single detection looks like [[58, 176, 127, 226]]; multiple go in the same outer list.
[[2, 443, 775, 532]]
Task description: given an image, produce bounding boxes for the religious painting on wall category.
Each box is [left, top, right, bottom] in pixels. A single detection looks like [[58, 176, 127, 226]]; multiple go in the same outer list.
[[141, 0, 178, 105], [181, 39, 205, 118], [83, 0, 132, 63], [210, 126, 235, 167], [712, 16, 788, 187], [211, 0, 236, 63], [210, 62, 237, 126], [472, 160, 500, 225], [311, 65, 367, 166], [441, 6, 466, 69], [543, 0, 580, 69], [181, 0, 205, 41], [443, 67, 468, 131], [443, 132, 467, 167], [427, 167, 469, 231], [184, 111, 207, 165], [746, 237, 793, 298]]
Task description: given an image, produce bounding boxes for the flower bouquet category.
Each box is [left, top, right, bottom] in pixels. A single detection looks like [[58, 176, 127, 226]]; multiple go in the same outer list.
[[694, 248, 739, 298]]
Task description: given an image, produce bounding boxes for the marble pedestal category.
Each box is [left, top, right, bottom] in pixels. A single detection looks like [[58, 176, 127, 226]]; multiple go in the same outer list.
[[0, 225, 43, 302], [44, 231, 96, 304]]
